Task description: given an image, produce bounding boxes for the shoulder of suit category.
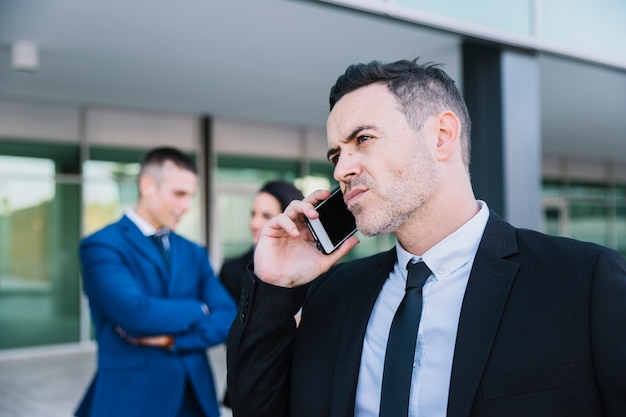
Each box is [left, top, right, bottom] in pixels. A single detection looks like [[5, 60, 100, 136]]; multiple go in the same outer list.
[[516, 226, 607, 255], [322, 248, 396, 278], [81, 217, 126, 242]]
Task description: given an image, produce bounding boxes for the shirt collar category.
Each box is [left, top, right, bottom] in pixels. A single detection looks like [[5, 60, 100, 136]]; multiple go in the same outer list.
[[395, 200, 490, 279], [125, 207, 169, 237]]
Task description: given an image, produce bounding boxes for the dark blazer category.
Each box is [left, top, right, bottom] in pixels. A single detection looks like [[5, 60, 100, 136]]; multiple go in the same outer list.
[[227, 214, 626, 417], [220, 247, 254, 302], [76, 215, 236, 417]]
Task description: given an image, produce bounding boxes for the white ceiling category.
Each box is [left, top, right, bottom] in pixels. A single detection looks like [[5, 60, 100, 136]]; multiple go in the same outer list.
[[0, 0, 625, 162]]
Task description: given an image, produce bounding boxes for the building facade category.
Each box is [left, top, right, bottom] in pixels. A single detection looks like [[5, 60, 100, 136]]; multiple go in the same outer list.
[[0, 0, 624, 355]]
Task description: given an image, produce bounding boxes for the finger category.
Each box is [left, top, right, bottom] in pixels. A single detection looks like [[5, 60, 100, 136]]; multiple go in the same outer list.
[[283, 189, 331, 219], [272, 212, 300, 237], [115, 326, 127, 338], [302, 189, 332, 206], [260, 211, 300, 239], [135, 336, 158, 347], [325, 235, 360, 263], [283, 198, 315, 218], [271, 197, 321, 237]]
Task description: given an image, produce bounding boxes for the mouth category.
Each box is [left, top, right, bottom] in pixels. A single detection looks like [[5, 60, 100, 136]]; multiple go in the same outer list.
[[344, 188, 366, 207]]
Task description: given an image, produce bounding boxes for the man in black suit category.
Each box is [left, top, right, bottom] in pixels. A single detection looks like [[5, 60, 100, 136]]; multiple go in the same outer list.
[[227, 59, 626, 417]]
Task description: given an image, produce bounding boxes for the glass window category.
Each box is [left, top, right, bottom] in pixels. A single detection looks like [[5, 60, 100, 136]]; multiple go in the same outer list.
[[543, 206, 563, 237], [0, 154, 81, 349], [616, 205, 626, 255], [569, 202, 608, 247], [614, 186, 626, 255], [542, 180, 564, 197], [542, 180, 626, 256], [82, 160, 140, 236]]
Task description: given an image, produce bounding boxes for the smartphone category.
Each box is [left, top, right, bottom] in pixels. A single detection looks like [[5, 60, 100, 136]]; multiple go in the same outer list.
[[305, 186, 358, 255]]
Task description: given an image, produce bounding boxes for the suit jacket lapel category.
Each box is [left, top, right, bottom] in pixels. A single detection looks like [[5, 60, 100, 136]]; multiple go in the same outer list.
[[330, 248, 397, 417], [165, 233, 182, 292], [447, 214, 520, 417], [119, 216, 169, 287]]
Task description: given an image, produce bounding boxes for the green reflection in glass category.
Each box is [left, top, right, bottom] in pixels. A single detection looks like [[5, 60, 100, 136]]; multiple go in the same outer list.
[[543, 206, 562, 237], [0, 155, 80, 349], [542, 180, 564, 197], [219, 192, 257, 260], [617, 206, 626, 255], [569, 203, 608, 247], [83, 160, 139, 236], [542, 181, 626, 256]]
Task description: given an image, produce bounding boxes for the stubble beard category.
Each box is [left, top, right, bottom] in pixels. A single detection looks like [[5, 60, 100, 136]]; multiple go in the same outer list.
[[351, 188, 416, 237], [350, 141, 438, 237]]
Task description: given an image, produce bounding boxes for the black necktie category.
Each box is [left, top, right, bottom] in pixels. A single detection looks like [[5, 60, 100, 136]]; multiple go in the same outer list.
[[150, 232, 170, 270], [379, 260, 432, 417]]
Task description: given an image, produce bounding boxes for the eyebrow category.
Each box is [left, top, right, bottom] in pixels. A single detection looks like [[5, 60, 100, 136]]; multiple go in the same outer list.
[[326, 125, 376, 161]]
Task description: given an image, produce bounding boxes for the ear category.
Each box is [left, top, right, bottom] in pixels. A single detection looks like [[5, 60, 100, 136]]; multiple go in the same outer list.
[[435, 111, 461, 161], [138, 174, 157, 198]]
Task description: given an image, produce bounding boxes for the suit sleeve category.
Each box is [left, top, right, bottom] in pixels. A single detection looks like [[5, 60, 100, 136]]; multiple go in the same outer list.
[[80, 236, 206, 335], [590, 248, 626, 416], [171, 246, 237, 351], [226, 269, 308, 417]]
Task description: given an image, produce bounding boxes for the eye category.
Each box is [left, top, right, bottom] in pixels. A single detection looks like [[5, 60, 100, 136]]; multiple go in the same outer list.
[[329, 152, 340, 166], [356, 135, 371, 144]]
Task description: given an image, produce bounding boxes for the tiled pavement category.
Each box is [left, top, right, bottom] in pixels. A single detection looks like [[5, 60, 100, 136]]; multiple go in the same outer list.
[[0, 344, 232, 417]]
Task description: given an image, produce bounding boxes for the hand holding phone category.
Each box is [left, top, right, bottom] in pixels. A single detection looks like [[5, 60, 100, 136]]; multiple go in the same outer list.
[[252, 188, 359, 288], [305, 186, 358, 255]]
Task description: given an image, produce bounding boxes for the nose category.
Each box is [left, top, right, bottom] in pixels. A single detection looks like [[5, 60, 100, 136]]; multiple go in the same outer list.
[[333, 151, 361, 184], [250, 214, 264, 231]]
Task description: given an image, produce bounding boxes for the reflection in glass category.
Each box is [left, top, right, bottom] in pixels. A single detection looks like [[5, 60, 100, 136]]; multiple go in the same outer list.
[[83, 160, 139, 236], [0, 155, 80, 349], [219, 192, 256, 260], [543, 206, 562, 237], [569, 203, 608, 247], [542, 181, 626, 256]]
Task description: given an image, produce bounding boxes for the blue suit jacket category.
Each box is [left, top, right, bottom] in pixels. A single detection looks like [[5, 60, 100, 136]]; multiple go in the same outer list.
[[76, 215, 236, 417]]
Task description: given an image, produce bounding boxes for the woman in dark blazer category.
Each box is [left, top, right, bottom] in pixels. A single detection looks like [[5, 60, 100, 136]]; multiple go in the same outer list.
[[219, 179, 303, 407]]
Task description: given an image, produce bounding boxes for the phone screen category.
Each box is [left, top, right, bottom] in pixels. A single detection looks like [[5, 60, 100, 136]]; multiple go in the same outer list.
[[305, 187, 358, 254], [316, 189, 357, 246]]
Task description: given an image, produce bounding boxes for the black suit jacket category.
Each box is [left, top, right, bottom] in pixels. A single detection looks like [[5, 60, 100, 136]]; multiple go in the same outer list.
[[220, 247, 254, 302], [227, 214, 626, 417]]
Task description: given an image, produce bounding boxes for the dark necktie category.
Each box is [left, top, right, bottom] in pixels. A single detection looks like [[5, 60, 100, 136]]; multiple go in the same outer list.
[[379, 260, 432, 417], [150, 232, 170, 270]]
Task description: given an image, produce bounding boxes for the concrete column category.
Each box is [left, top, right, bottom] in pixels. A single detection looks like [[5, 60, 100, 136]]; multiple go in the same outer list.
[[463, 42, 542, 230]]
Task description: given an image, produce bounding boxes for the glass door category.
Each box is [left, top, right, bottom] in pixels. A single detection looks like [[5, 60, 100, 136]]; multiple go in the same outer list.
[[0, 152, 81, 349]]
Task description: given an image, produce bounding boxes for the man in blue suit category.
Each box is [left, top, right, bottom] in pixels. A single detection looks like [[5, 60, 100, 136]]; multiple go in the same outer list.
[[76, 147, 236, 417]]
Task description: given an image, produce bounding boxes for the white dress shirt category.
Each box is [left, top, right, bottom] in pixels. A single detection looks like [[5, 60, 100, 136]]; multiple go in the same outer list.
[[125, 208, 170, 249], [355, 201, 489, 417]]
